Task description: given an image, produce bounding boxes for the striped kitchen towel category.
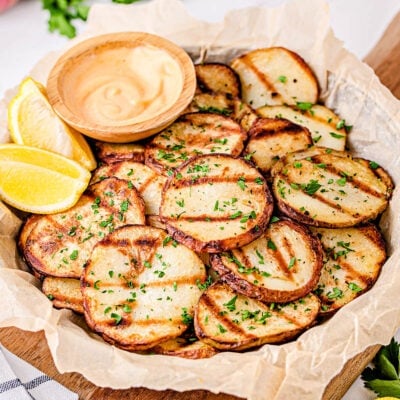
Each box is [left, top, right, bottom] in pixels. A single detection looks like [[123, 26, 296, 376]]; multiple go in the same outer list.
[[0, 344, 78, 400]]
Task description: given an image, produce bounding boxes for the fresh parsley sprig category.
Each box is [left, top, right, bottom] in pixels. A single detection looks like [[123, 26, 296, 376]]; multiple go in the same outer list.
[[362, 338, 400, 398], [41, 0, 142, 38]]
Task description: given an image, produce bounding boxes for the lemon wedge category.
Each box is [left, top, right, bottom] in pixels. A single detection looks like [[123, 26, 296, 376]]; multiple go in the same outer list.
[[8, 77, 96, 171], [0, 144, 91, 214]]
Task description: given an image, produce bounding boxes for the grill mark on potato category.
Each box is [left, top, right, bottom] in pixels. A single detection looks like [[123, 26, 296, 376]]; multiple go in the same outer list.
[[233, 247, 254, 270], [250, 122, 306, 139], [170, 174, 261, 189], [89, 273, 205, 290], [162, 213, 256, 223], [281, 236, 296, 277], [330, 260, 371, 287], [240, 56, 282, 100], [201, 292, 256, 338], [310, 156, 386, 199], [278, 311, 304, 327], [267, 237, 294, 278], [277, 173, 354, 215]]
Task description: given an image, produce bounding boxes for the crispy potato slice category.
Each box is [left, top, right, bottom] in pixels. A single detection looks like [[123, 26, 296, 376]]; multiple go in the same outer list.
[[160, 154, 274, 252], [42, 277, 83, 314], [245, 118, 312, 174], [230, 47, 319, 108], [23, 178, 146, 278], [211, 219, 323, 303], [257, 104, 347, 150], [94, 141, 145, 164], [184, 93, 258, 132], [195, 63, 241, 97], [194, 282, 320, 351], [311, 224, 386, 316], [271, 147, 393, 227], [152, 335, 218, 359], [91, 161, 166, 216], [145, 113, 247, 175], [82, 225, 206, 351]]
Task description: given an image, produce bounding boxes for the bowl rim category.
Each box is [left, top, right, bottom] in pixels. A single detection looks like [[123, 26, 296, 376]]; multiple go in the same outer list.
[[46, 31, 196, 142]]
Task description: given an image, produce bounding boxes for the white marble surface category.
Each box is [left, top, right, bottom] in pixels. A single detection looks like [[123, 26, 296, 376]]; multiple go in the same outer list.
[[0, 0, 399, 398]]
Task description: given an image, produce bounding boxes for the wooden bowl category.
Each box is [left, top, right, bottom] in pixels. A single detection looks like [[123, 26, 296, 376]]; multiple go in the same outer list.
[[46, 32, 196, 143]]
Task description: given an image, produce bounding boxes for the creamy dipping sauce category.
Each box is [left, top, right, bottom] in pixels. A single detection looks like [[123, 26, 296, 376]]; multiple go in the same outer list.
[[64, 44, 184, 127]]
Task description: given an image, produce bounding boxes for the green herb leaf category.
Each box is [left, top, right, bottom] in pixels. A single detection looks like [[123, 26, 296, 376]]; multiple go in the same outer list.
[[296, 102, 314, 111], [267, 239, 277, 250], [303, 180, 322, 195], [181, 307, 193, 325], [111, 312, 122, 325], [223, 295, 238, 312], [369, 161, 380, 170], [364, 379, 400, 397], [329, 132, 345, 139]]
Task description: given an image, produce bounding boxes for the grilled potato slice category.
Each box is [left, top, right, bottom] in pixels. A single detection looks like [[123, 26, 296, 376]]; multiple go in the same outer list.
[[257, 104, 347, 150], [245, 118, 312, 174], [211, 219, 323, 303], [271, 147, 393, 227], [42, 277, 83, 314], [311, 224, 386, 316], [185, 93, 258, 132], [152, 336, 218, 359], [160, 154, 274, 252], [18, 215, 40, 251], [91, 161, 167, 216], [23, 178, 146, 278], [230, 47, 319, 108], [146, 214, 166, 230], [194, 282, 320, 351], [145, 113, 247, 175], [195, 63, 241, 97], [18, 215, 46, 280], [185, 93, 234, 117], [94, 141, 145, 164], [82, 225, 206, 351]]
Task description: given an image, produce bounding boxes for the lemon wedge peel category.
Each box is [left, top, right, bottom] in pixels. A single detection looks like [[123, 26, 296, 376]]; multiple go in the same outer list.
[[8, 77, 96, 171], [0, 144, 91, 214]]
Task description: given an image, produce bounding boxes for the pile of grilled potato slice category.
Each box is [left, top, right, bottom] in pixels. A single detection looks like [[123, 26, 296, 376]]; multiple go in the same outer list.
[[18, 46, 393, 358]]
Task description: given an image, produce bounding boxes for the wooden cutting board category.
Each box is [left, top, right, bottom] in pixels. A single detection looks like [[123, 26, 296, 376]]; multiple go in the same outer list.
[[1, 11, 399, 400]]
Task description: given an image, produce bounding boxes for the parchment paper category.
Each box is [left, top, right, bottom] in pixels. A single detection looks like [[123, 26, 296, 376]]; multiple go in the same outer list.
[[1, 0, 400, 398]]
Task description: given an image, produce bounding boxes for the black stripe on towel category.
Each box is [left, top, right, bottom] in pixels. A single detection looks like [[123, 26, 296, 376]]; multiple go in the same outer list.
[[24, 375, 52, 390], [0, 378, 21, 393]]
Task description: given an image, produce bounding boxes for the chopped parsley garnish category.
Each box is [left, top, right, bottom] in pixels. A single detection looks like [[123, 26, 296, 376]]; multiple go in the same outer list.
[[336, 176, 347, 186], [111, 312, 122, 325], [329, 131, 345, 139], [217, 324, 227, 333], [303, 179, 322, 195], [197, 106, 232, 116], [223, 295, 238, 312], [69, 250, 78, 260], [176, 199, 185, 208], [369, 161, 380, 170], [327, 287, 343, 299], [181, 307, 193, 325], [196, 276, 213, 290], [278, 75, 287, 83], [288, 257, 296, 269], [336, 119, 353, 133], [237, 176, 247, 190], [296, 102, 314, 111], [267, 239, 277, 250], [348, 282, 362, 292]]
